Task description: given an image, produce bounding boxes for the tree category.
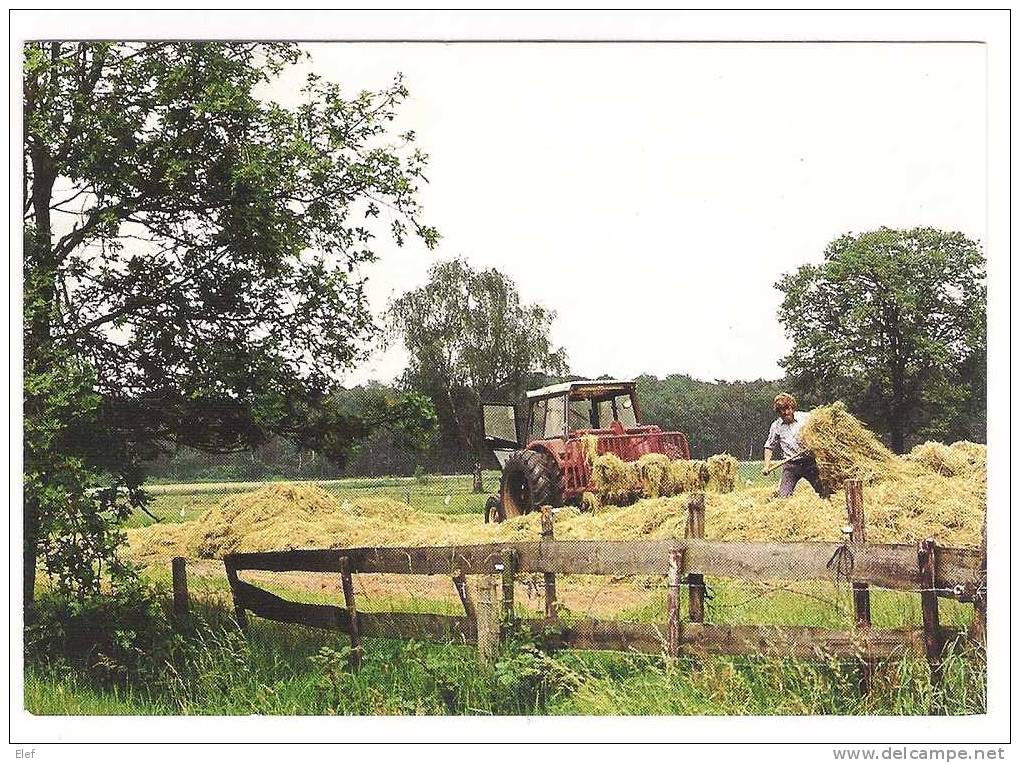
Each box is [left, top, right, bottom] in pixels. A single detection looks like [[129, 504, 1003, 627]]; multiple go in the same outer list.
[[388, 259, 569, 470], [23, 41, 438, 606], [776, 227, 985, 452]]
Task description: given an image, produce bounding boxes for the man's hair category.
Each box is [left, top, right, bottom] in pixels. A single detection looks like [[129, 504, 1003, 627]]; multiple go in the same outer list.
[[773, 393, 797, 412]]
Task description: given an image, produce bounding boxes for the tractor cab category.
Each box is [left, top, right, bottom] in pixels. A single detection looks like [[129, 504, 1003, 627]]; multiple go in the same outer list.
[[528, 380, 641, 440], [482, 380, 641, 465]]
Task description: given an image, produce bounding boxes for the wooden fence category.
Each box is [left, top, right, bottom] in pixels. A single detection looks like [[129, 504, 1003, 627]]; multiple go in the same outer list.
[[190, 481, 985, 693]]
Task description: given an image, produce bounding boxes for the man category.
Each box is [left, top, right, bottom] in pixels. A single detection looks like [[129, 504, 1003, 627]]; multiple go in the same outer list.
[[763, 393, 830, 498]]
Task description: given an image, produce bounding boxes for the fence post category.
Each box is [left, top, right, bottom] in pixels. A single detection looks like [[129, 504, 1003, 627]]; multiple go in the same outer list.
[[666, 548, 685, 658], [339, 555, 362, 670], [223, 556, 249, 635], [685, 493, 706, 623], [474, 576, 500, 666], [845, 479, 873, 693], [918, 538, 944, 706], [969, 517, 987, 646], [452, 568, 477, 620], [500, 547, 517, 629], [540, 506, 558, 619], [472, 462, 484, 493], [171, 556, 189, 622]]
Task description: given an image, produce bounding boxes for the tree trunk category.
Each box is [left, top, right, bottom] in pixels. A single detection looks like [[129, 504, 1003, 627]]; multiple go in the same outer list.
[[23, 501, 40, 621], [890, 424, 905, 455], [24, 84, 59, 613]]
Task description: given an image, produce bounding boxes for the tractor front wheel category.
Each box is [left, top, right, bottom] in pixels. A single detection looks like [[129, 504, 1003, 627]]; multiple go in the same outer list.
[[499, 450, 561, 519]]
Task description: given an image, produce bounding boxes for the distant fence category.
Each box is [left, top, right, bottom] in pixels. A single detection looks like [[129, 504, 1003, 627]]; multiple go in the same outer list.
[[200, 480, 986, 694]]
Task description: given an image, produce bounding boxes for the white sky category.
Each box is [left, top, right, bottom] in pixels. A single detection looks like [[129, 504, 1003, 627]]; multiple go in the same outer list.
[[269, 42, 986, 386]]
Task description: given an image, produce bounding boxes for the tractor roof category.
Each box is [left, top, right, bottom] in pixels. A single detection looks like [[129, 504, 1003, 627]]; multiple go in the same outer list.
[[525, 379, 636, 400]]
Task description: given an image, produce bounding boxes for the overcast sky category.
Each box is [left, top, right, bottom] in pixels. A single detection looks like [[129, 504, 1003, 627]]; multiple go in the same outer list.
[[265, 42, 986, 387]]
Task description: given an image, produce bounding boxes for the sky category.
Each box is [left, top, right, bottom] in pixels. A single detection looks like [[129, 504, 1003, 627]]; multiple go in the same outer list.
[[263, 42, 986, 387]]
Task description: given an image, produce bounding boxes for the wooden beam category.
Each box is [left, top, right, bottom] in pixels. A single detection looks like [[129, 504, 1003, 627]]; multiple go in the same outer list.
[[452, 568, 476, 620], [686, 494, 706, 623], [475, 576, 500, 666], [523, 618, 945, 659], [233, 579, 475, 642], [845, 479, 873, 694], [683, 622, 930, 660], [223, 558, 249, 634], [227, 578, 965, 663], [666, 549, 684, 658], [234, 579, 343, 630], [969, 521, 987, 646], [540, 506, 558, 619], [339, 555, 361, 670], [171, 556, 189, 621], [527, 618, 665, 654], [500, 547, 516, 627], [918, 538, 944, 700], [224, 539, 983, 594]]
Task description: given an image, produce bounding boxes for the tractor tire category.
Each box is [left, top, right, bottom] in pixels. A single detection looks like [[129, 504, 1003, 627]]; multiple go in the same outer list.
[[499, 449, 561, 520], [484, 496, 503, 524]]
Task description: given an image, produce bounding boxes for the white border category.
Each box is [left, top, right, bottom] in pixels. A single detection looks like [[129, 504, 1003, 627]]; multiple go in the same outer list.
[[7, 8, 1012, 751]]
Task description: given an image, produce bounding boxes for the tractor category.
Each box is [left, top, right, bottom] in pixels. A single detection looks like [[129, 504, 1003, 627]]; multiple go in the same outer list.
[[482, 380, 691, 523]]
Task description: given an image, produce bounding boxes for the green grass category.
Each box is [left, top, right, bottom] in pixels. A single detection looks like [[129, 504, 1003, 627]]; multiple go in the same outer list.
[[25, 593, 985, 716]]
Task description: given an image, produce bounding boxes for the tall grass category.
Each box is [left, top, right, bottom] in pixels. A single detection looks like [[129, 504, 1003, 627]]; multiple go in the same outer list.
[[25, 591, 985, 717]]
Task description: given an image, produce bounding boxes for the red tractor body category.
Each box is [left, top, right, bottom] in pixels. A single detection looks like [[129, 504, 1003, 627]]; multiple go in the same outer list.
[[483, 380, 691, 521]]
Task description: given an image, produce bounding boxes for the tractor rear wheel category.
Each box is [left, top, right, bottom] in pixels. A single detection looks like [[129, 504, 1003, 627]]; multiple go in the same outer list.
[[499, 450, 561, 519]]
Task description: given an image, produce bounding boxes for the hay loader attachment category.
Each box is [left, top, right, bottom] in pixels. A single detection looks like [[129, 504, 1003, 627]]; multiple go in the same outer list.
[[482, 380, 691, 523]]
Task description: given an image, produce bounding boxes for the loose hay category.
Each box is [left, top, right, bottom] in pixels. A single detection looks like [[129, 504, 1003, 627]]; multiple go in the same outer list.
[[579, 434, 600, 466], [590, 451, 733, 502], [800, 402, 906, 493]]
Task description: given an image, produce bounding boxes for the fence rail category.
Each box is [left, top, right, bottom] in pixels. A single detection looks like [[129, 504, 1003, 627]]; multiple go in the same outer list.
[[223, 538, 983, 600], [205, 480, 985, 698]]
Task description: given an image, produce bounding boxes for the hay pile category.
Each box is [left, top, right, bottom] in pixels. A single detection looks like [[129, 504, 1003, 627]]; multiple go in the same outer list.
[[906, 440, 986, 478], [590, 453, 639, 504], [704, 454, 739, 493], [128, 484, 483, 564], [589, 451, 737, 503]]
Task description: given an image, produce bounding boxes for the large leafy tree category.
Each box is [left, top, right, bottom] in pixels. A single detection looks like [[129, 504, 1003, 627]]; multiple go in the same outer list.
[[23, 41, 438, 606], [389, 259, 569, 468], [777, 227, 985, 452]]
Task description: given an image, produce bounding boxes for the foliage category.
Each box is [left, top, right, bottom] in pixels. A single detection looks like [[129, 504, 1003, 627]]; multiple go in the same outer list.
[[25, 581, 174, 686], [23, 41, 437, 601], [389, 259, 569, 466], [635, 374, 790, 458], [143, 374, 794, 479], [776, 227, 986, 452]]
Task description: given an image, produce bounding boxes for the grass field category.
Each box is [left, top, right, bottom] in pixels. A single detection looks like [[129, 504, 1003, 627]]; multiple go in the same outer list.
[[27, 463, 985, 716]]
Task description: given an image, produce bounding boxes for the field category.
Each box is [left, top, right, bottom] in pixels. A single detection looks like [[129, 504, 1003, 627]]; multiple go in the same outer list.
[[27, 463, 986, 716]]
